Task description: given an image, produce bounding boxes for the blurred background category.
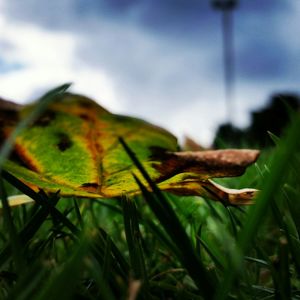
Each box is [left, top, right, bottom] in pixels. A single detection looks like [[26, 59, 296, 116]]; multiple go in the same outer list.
[[0, 0, 299, 147]]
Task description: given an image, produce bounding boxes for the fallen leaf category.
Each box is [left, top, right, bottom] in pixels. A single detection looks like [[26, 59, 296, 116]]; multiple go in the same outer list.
[[0, 92, 259, 205]]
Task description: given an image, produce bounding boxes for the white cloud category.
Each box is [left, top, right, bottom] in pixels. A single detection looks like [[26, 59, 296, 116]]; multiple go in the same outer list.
[[167, 96, 227, 146], [0, 0, 299, 147], [0, 10, 223, 146], [0, 15, 120, 111]]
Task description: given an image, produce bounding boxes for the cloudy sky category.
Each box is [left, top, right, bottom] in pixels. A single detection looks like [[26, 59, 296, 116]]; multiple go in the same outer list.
[[0, 0, 299, 145]]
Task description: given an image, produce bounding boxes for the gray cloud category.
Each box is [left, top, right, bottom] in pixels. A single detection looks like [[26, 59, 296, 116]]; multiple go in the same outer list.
[[237, 38, 291, 80], [1, 0, 299, 144]]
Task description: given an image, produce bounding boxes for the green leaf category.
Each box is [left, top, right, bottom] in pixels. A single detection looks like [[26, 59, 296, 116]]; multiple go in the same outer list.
[[1, 91, 259, 205]]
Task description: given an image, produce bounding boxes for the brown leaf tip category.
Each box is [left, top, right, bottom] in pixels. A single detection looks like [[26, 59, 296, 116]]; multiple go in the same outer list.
[[175, 149, 260, 168]]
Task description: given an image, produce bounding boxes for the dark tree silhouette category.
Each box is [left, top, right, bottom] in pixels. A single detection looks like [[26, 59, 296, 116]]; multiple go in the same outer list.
[[213, 93, 300, 148]]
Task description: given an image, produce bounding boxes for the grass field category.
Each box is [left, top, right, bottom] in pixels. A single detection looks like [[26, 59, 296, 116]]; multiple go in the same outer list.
[[0, 104, 299, 299]]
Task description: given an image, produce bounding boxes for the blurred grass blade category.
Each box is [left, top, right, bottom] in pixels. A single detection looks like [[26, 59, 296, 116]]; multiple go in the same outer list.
[[0, 175, 25, 272], [225, 207, 238, 237], [2, 170, 80, 236], [118, 138, 216, 300], [0, 193, 59, 268], [95, 196, 180, 258], [0, 84, 72, 273], [283, 219, 300, 275], [145, 219, 181, 258], [133, 175, 215, 296], [271, 195, 300, 276], [0, 83, 71, 168], [73, 198, 83, 229], [91, 227, 129, 283], [276, 237, 291, 300], [215, 114, 300, 300], [6, 262, 48, 300], [98, 228, 130, 279], [267, 131, 280, 145], [203, 198, 223, 223], [150, 282, 204, 299], [122, 197, 149, 297], [86, 255, 116, 300], [33, 235, 89, 300], [199, 237, 225, 271], [101, 235, 112, 280]]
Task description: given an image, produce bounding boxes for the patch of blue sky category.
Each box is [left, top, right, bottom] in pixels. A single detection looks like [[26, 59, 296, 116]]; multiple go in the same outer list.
[[0, 59, 24, 74]]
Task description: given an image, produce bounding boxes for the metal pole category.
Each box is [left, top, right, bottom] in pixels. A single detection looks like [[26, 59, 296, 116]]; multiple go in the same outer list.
[[222, 8, 234, 123], [212, 0, 237, 123]]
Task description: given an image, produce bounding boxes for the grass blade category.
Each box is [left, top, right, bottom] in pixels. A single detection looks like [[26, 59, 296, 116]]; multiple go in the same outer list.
[[33, 235, 89, 300], [0, 193, 59, 268], [0, 175, 25, 272], [215, 114, 300, 299], [120, 135, 216, 297], [2, 171, 80, 236], [276, 237, 291, 300], [122, 197, 149, 298], [0, 83, 71, 168]]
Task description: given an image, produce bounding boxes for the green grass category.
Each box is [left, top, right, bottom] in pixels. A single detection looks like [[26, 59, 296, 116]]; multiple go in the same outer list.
[[0, 93, 300, 299]]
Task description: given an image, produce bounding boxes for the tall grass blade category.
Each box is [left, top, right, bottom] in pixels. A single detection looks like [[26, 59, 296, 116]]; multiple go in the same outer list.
[[118, 135, 218, 296], [0, 175, 25, 272], [91, 227, 129, 284], [122, 197, 149, 298], [0, 193, 59, 268], [130, 170, 216, 299], [33, 236, 89, 300], [215, 115, 300, 299], [276, 237, 291, 300], [86, 255, 116, 300], [2, 171, 80, 236], [73, 198, 83, 229]]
